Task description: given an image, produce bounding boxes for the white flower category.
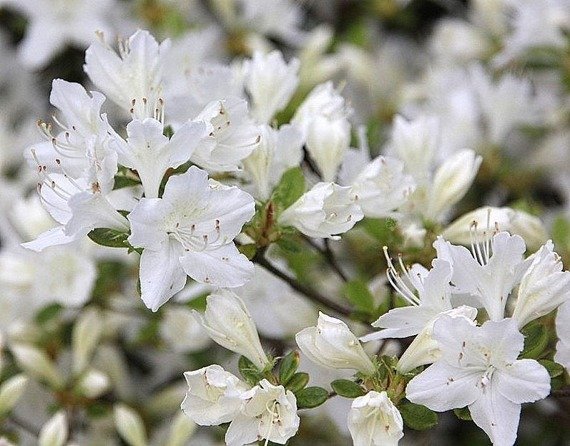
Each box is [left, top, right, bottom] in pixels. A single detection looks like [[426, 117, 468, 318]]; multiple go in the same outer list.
[[512, 241, 570, 328], [434, 232, 530, 321], [555, 301, 570, 371], [110, 117, 207, 198], [190, 98, 260, 172], [39, 411, 68, 446], [350, 156, 415, 219], [442, 206, 548, 251], [181, 365, 249, 426], [242, 124, 303, 200], [127, 166, 255, 311], [296, 312, 376, 374], [406, 317, 550, 446], [425, 149, 482, 220], [347, 391, 403, 446], [279, 182, 363, 239], [292, 82, 352, 181], [84, 30, 168, 118], [243, 50, 300, 124], [226, 380, 300, 446], [196, 289, 270, 369], [160, 307, 211, 353]]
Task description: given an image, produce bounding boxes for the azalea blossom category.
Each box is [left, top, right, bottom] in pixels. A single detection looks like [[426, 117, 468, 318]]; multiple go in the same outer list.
[[127, 166, 255, 311], [555, 301, 570, 371], [347, 391, 404, 446], [406, 316, 550, 446]]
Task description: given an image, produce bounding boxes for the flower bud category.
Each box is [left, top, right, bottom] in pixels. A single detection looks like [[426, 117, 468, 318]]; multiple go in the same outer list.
[[195, 289, 270, 369], [279, 182, 363, 239], [38, 411, 68, 446], [72, 307, 104, 374], [165, 411, 197, 446], [296, 312, 376, 374], [306, 116, 351, 182], [0, 374, 28, 415], [348, 391, 403, 446], [426, 149, 482, 220], [11, 344, 64, 389], [114, 404, 148, 446], [181, 364, 249, 425]]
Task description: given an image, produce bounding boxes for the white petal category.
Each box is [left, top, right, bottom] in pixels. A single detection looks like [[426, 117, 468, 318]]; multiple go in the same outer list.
[[225, 414, 260, 446], [495, 360, 550, 404]]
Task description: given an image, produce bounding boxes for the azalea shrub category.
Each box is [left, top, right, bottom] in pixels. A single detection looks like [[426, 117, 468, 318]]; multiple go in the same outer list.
[[0, 0, 569, 445]]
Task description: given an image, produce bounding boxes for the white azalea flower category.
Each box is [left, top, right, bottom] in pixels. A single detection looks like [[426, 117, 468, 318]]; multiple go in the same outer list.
[[296, 312, 376, 375], [434, 232, 530, 321], [241, 124, 303, 200], [225, 380, 300, 446], [195, 289, 270, 369], [406, 316, 550, 446], [292, 82, 352, 181], [512, 241, 570, 328], [84, 29, 168, 118], [347, 391, 403, 446], [110, 117, 207, 198], [160, 307, 211, 354], [555, 301, 570, 371], [181, 365, 249, 426], [190, 98, 261, 172], [243, 50, 300, 124], [279, 182, 363, 239], [127, 166, 255, 311]]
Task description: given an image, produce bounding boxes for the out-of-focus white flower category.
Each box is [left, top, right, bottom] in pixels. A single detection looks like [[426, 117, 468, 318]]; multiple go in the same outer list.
[[72, 307, 104, 374], [296, 312, 376, 375], [555, 301, 570, 371], [0, 374, 28, 415], [292, 82, 352, 181], [279, 182, 363, 239], [181, 364, 249, 425], [442, 206, 548, 251], [406, 317, 550, 446], [195, 289, 270, 369], [128, 167, 255, 311], [242, 124, 303, 200], [85, 30, 168, 118], [114, 404, 148, 446], [243, 50, 299, 124], [110, 117, 207, 198], [225, 380, 300, 446], [512, 241, 570, 328], [430, 19, 491, 64], [39, 411, 68, 446], [347, 391, 403, 446], [76, 369, 110, 398], [190, 98, 260, 172], [10, 344, 64, 389], [160, 307, 211, 353], [425, 149, 482, 220]]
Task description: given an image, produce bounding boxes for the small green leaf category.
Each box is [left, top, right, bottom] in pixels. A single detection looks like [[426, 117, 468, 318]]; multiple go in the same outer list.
[[88, 228, 130, 249], [343, 280, 375, 314], [454, 407, 472, 421], [271, 167, 305, 213], [276, 235, 302, 253], [285, 372, 309, 393], [399, 402, 438, 430], [538, 359, 565, 378], [238, 356, 263, 386], [113, 175, 140, 190], [295, 386, 329, 409], [520, 323, 549, 359], [35, 303, 63, 325], [330, 379, 365, 398], [279, 351, 300, 385], [238, 243, 257, 260]]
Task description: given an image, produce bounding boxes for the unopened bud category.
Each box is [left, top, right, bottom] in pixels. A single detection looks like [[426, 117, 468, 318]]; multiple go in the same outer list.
[[0, 374, 28, 415], [72, 308, 104, 374], [165, 411, 197, 446], [38, 411, 68, 446], [11, 344, 63, 389], [114, 404, 148, 446], [76, 369, 109, 399]]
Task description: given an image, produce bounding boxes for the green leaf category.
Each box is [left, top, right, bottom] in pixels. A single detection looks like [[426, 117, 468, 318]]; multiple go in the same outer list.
[[399, 402, 438, 430], [238, 356, 263, 386], [35, 303, 63, 325], [271, 167, 305, 213], [238, 243, 257, 260], [279, 351, 300, 385], [538, 359, 565, 378], [285, 372, 309, 393], [88, 228, 130, 249], [295, 386, 329, 409], [552, 216, 570, 251], [343, 280, 375, 314], [330, 379, 365, 398], [276, 235, 303, 253], [113, 174, 140, 190], [520, 323, 549, 359], [454, 407, 472, 421]]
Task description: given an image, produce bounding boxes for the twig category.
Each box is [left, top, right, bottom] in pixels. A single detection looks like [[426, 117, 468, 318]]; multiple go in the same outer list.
[[253, 250, 352, 316], [302, 236, 349, 282]]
